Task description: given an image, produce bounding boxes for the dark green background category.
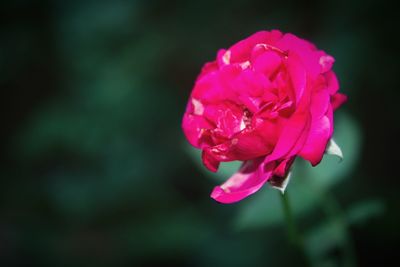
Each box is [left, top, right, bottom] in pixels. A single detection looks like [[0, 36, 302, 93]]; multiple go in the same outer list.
[[1, 0, 398, 266]]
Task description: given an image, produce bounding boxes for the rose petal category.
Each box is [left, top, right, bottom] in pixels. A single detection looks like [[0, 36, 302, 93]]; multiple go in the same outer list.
[[297, 88, 332, 165], [310, 89, 330, 118], [287, 52, 307, 105], [228, 30, 283, 63], [202, 124, 276, 163], [197, 61, 219, 81], [210, 159, 275, 203], [182, 112, 213, 148], [193, 65, 241, 103], [265, 110, 311, 162], [319, 55, 335, 73], [229, 123, 277, 160], [331, 93, 348, 110], [273, 156, 296, 177], [252, 50, 282, 75], [202, 149, 220, 172], [277, 33, 321, 78], [299, 115, 331, 165], [325, 71, 339, 95]]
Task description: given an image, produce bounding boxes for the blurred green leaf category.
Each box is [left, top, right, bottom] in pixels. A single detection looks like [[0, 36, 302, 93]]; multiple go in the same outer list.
[[303, 197, 384, 267], [305, 218, 346, 262], [346, 199, 385, 225]]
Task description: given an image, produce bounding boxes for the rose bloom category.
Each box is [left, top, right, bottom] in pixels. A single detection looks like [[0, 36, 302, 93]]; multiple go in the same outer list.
[[182, 30, 347, 203]]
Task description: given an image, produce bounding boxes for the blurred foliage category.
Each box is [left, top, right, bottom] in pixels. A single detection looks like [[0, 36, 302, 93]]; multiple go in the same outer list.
[[0, 0, 398, 266]]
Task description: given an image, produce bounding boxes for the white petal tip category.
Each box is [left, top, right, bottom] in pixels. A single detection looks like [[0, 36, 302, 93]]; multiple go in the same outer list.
[[325, 139, 343, 161]]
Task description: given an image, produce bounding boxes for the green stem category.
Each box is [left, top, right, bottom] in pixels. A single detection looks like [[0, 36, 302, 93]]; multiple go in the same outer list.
[[280, 192, 309, 265], [280, 192, 298, 245]]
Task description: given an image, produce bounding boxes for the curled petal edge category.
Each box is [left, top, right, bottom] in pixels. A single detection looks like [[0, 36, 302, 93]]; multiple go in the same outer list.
[[210, 160, 275, 204]]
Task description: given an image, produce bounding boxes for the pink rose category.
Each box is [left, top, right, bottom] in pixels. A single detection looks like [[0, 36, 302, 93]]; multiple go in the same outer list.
[[182, 30, 347, 203]]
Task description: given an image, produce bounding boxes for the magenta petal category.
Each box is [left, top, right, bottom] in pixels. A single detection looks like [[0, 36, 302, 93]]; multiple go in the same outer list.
[[235, 69, 272, 97], [319, 55, 335, 73], [217, 49, 230, 67], [327, 105, 334, 136], [203, 135, 269, 163], [331, 93, 348, 110], [266, 111, 311, 162], [229, 125, 275, 160], [228, 31, 283, 63], [310, 89, 330, 118], [202, 119, 278, 164], [182, 113, 212, 148], [325, 71, 339, 95], [299, 115, 331, 165], [277, 33, 321, 78], [273, 156, 296, 177], [197, 61, 219, 81], [210, 160, 275, 203], [202, 149, 220, 172], [252, 50, 282, 75], [287, 52, 307, 105], [297, 89, 332, 165]]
